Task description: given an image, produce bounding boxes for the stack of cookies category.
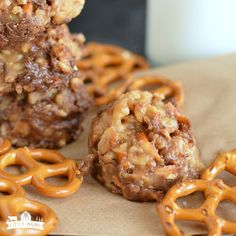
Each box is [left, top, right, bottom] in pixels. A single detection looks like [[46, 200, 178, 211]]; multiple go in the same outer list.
[[0, 0, 92, 148]]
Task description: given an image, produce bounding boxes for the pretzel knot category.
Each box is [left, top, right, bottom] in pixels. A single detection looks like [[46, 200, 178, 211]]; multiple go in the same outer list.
[[157, 150, 236, 236], [0, 140, 82, 198], [0, 178, 57, 236], [128, 75, 184, 107], [77, 42, 149, 105]]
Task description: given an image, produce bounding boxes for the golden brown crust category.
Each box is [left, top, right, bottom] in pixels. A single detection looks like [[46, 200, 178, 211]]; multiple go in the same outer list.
[[89, 91, 202, 201]]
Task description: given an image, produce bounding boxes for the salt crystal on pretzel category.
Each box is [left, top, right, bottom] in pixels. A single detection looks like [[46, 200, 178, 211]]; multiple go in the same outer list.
[[158, 149, 236, 236], [0, 139, 82, 198], [201, 149, 236, 181]]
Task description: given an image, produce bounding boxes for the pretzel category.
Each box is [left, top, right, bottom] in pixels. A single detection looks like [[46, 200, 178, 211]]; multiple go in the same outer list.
[[201, 149, 236, 181], [157, 150, 236, 236], [0, 139, 11, 155], [0, 139, 82, 198], [0, 178, 57, 236], [77, 42, 149, 105], [128, 75, 184, 107]]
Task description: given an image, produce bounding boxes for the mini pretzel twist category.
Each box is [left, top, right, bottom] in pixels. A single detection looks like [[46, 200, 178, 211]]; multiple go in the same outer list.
[[0, 139, 82, 198], [157, 149, 236, 236], [128, 75, 184, 107], [77, 42, 149, 105], [0, 178, 57, 236], [158, 179, 236, 236]]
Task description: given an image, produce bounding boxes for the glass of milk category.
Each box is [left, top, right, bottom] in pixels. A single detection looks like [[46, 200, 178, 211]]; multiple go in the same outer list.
[[146, 0, 236, 65]]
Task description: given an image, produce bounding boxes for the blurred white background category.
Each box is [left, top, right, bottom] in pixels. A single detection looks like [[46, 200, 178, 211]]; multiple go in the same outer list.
[[146, 0, 236, 65]]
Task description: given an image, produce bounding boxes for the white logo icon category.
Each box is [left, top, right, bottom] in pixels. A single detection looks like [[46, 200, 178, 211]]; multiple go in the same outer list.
[[6, 212, 44, 230]]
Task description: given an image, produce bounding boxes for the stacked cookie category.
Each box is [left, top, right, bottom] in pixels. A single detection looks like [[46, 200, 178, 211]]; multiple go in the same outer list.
[[0, 0, 92, 148]]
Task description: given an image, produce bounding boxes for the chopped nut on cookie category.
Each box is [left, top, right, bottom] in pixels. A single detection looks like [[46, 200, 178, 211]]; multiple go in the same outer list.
[[89, 91, 203, 201], [0, 0, 85, 48]]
